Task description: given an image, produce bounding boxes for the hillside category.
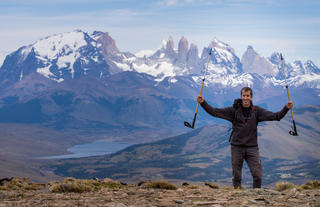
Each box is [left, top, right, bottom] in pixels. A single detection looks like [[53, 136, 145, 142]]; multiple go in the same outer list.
[[48, 105, 320, 186]]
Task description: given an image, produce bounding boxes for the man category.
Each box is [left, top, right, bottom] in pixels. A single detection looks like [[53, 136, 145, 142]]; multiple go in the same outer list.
[[197, 87, 293, 188]]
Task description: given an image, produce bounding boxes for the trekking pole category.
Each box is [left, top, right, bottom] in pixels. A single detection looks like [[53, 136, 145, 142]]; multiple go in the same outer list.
[[280, 53, 298, 136], [184, 48, 212, 129]]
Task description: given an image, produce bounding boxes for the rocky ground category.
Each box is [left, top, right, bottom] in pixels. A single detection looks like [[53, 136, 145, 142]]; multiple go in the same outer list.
[[0, 178, 320, 207]]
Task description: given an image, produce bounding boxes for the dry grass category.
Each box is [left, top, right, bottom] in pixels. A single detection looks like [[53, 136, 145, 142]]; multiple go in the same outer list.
[[49, 177, 124, 193], [275, 179, 320, 192], [300, 179, 320, 190], [0, 178, 45, 191], [275, 181, 295, 192], [147, 180, 178, 190]]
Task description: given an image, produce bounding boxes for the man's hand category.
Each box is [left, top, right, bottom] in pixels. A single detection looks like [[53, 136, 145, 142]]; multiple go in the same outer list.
[[197, 96, 205, 104], [286, 101, 293, 109]]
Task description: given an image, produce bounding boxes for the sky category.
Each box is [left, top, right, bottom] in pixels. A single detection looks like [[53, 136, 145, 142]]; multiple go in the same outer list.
[[0, 0, 319, 66]]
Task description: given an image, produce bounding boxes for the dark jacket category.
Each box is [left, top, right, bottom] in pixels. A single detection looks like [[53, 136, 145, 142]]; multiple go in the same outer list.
[[200, 99, 289, 147]]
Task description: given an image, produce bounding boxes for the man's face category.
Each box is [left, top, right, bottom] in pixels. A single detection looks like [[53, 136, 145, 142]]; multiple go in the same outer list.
[[241, 90, 252, 108]]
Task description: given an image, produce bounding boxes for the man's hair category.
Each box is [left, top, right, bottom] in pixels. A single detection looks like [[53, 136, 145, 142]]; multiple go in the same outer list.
[[241, 87, 253, 96]]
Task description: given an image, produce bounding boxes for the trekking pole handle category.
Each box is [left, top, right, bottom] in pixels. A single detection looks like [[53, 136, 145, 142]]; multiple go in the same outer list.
[[285, 85, 295, 121], [195, 78, 205, 114]]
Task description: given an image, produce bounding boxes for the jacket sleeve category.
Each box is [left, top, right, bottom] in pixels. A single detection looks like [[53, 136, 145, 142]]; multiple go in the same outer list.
[[257, 105, 289, 122], [200, 100, 234, 122]]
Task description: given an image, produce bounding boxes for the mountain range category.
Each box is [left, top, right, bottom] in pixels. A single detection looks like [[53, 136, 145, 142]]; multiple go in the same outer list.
[[0, 29, 319, 133]]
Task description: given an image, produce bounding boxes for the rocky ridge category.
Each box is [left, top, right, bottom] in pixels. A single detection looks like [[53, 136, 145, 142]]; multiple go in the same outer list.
[[0, 178, 320, 207]]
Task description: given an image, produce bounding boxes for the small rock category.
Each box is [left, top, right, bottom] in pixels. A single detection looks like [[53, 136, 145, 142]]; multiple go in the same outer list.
[[0, 177, 13, 185], [173, 199, 184, 204], [137, 180, 151, 186], [264, 188, 281, 195], [248, 198, 258, 204], [254, 195, 270, 204], [285, 188, 297, 199], [0, 191, 10, 199], [251, 188, 266, 194], [193, 201, 218, 206], [127, 191, 135, 195], [182, 182, 189, 186], [205, 182, 219, 189], [255, 195, 265, 200], [105, 202, 127, 207]]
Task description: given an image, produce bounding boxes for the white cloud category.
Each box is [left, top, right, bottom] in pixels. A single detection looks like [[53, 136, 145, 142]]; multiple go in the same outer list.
[[0, 0, 118, 5], [156, 0, 179, 7], [156, 0, 207, 7]]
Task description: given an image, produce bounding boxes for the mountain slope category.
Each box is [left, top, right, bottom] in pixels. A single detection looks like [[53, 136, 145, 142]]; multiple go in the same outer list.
[[48, 105, 320, 185], [241, 46, 277, 76]]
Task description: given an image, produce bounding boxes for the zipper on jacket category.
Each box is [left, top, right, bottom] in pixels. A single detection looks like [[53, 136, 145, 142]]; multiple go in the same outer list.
[[242, 106, 254, 145]]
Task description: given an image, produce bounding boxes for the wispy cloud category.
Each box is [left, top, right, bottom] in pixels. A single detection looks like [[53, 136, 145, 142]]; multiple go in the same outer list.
[[155, 0, 208, 7], [155, 0, 279, 7], [157, 0, 179, 7], [0, 0, 120, 4]]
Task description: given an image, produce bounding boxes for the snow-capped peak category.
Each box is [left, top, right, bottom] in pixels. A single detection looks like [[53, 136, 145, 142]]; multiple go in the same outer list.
[[0, 52, 6, 67], [241, 45, 277, 76], [210, 37, 235, 54], [33, 30, 87, 60], [32, 30, 89, 81]]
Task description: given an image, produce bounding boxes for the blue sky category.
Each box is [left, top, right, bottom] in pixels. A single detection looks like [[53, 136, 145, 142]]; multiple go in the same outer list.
[[1, 0, 319, 66]]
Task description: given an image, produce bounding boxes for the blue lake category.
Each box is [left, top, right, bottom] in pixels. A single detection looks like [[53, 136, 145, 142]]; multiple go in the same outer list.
[[40, 141, 132, 159]]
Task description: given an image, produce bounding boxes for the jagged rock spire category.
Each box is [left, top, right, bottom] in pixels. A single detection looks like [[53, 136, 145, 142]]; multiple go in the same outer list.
[[97, 32, 120, 57], [165, 36, 175, 59], [178, 36, 188, 63], [241, 45, 277, 76], [186, 43, 199, 71]]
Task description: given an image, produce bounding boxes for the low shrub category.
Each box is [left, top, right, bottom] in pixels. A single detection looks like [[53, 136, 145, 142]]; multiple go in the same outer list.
[[300, 179, 320, 190], [50, 177, 124, 193], [275, 181, 295, 192], [50, 178, 95, 193], [0, 178, 44, 191], [148, 180, 178, 190]]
